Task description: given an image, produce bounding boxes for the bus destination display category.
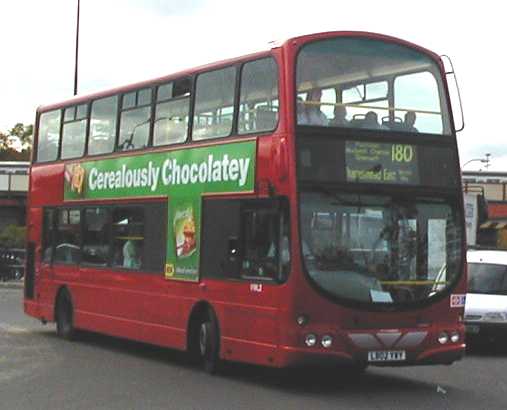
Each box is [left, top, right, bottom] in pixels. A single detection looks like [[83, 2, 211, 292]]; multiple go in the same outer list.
[[346, 141, 419, 185]]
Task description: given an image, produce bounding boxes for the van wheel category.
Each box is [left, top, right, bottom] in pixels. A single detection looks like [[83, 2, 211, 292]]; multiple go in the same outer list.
[[199, 312, 220, 374], [56, 292, 76, 341]]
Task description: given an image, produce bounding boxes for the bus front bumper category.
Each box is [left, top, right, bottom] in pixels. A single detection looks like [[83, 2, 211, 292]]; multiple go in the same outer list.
[[277, 343, 465, 368]]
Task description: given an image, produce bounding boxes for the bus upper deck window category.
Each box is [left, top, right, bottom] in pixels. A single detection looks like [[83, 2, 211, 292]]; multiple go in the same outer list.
[[238, 58, 279, 135], [118, 88, 152, 151], [37, 110, 61, 162], [192, 67, 236, 141], [296, 37, 451, 135], [154, 78, 191, 146], [61, 103, 87, 160], [88, 95, 118, 156]]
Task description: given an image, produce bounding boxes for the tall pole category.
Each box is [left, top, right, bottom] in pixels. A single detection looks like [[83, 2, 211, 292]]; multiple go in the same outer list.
[[74, 0, 80, 96]]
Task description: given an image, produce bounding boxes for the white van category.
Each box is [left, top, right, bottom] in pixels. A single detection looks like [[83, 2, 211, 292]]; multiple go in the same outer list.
[[465, 250, 507, 342]]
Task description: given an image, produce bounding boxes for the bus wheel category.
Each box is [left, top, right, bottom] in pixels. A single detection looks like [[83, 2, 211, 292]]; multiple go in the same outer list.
[[198, 313, 220, 374], [56, 291, 76, 341]]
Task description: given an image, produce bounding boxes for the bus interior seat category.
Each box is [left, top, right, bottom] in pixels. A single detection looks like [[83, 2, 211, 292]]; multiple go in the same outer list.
[[165, 120, 186, 141], [255, 106, 278, 131], [349, 114, 366, 128], [213, 119, 233, 137], [382, 116, 405, 131]]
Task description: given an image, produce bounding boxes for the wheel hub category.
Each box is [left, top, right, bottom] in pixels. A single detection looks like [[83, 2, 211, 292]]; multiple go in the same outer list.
[[199, 323, 208, 356]]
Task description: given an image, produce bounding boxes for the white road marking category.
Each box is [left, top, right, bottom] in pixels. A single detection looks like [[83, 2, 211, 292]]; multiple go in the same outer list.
[[0, 322, 29, 334], [436, 385, 447, 394]]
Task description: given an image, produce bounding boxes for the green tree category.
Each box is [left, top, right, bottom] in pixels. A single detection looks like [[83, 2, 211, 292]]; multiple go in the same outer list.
[[0, 148, 31, 161], [0, 123, 33, 161], [9, 123, 33, 146], [0, 225, 26, 248], [0, 131, 8, 150]]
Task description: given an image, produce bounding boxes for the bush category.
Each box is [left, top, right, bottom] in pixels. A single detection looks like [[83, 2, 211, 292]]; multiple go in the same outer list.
[[0, 225, 26, 248]]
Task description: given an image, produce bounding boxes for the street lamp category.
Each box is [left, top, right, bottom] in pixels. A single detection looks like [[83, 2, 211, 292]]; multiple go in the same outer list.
[[484, 153, 491, 170], [462, 154, 491, 170]]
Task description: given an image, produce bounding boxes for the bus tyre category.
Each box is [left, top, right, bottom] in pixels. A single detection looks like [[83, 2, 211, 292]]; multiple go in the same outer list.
[[199, 314, 220, 374], [56, 292, 76, 341]]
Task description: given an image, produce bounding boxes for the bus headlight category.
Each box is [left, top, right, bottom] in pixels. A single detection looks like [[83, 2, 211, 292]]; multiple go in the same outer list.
[[438, 332, 449, 344], [450, 331, 460, 343], [321, 335, 333, 348], [304, 333, 317, 347]]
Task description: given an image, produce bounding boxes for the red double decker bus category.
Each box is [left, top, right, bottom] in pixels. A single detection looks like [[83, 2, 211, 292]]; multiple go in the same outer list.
[[24, 31, 466, 372]]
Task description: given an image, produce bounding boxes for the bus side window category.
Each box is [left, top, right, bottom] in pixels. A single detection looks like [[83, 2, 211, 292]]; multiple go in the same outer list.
[[201, 199, 242, 279], [37, 109, 61, 163], [82, 207, 110, 266], [192, 67, 236, 141], [240, 202, 289, 281], [42, 208, 55, 263], [112, 207, 144, 269], [154, 78, 191, 146], [200, 198, 289, 282], [61, 103, 87, 159], [118, 88, 152, 151], [88, 95, 118, 156], [54, 209, 82, 265], [238, 57, 279, 135]]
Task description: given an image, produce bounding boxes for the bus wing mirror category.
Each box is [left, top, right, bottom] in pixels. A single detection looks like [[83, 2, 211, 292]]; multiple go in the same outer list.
[[441, 55, 465, 133]]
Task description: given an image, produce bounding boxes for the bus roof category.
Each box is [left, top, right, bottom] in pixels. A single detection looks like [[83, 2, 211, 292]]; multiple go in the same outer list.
[[37, 31, 441, 114], [37, 48, 273, 114], [288, 30, 440, 59]]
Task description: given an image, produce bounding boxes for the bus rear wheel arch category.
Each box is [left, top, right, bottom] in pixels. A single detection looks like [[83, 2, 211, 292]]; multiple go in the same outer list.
[[55, 287, 76, 341]]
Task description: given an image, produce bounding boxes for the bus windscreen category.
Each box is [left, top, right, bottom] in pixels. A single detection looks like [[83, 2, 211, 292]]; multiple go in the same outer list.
[[296, 37, 452, 135], [299, 191, 463, 306]]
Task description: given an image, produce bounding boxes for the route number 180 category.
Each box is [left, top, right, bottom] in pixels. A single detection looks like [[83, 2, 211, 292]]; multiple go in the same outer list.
[[391, 144, 414, 163]]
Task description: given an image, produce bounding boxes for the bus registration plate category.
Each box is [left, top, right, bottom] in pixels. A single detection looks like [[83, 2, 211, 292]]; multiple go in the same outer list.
[[368, 350, 406, 362]]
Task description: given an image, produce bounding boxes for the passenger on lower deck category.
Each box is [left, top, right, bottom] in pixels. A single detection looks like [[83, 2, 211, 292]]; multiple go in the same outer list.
[[123, 240, 141, 269]]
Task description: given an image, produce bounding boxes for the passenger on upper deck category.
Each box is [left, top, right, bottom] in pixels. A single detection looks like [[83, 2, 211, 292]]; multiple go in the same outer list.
[[298, 89, 328, 126], [330, 104, 350, 127], [404, 111, 418, 132], [363, 111, 380, 129], [297, 97, 306, 123]]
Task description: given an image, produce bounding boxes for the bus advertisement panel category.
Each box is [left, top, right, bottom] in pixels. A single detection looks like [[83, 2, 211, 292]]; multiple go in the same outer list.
[[63, 140, 256, 282]]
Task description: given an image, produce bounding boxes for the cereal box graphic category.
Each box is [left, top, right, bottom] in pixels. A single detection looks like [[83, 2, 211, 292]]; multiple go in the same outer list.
[[173, 206, 196, 258], [64, 163, 85, 195]]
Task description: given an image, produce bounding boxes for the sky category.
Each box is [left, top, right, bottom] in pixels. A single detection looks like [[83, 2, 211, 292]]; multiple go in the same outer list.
[[0, 0, 504, 170]]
